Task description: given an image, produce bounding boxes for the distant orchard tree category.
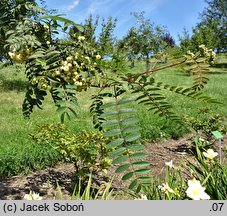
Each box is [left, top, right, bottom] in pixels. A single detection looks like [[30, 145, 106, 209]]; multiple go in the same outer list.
[[120, 12, 168, 71], [199, 0, 227, 52], [161, 32, 175, 48], [179, 0, 227, 53]]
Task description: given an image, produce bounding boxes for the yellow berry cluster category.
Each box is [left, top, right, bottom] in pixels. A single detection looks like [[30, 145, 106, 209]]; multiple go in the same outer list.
[[31, 77, 48, 90], [51, 52, 102, 91], [187, 45, 216, 64], [198, 44, 216, 64], [8, 48, 33, 63]]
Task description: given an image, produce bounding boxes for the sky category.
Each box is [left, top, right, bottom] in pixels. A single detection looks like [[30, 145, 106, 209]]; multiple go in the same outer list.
[[40, 0, 207, 43]]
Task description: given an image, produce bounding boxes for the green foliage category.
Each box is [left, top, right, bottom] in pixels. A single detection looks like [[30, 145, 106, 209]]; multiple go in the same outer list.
[[139, 166, 186, 200], [199, 0, 227, 52], [119, 12, 168, 71], [185, 111, 227, 139], [54, 174, 114, 200], [99, 84, 151, 191], [179, 0, 227, 53], [32, 123, 111, 177], [2, 7, 223, 197], [188, 138, 227, 199], [0, 0, 46, 61], [131, 76, 181, 122], [0, 141, 60, 177]]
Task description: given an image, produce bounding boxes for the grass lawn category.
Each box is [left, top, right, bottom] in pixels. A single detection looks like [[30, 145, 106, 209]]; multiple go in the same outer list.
[[0, 54, 226, 177]]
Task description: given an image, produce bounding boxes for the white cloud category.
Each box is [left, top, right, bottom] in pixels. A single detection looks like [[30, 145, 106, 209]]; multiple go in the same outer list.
[[87, 0, 112, 15], [65, 0, 80, 11], [130, 0, 164, 14]]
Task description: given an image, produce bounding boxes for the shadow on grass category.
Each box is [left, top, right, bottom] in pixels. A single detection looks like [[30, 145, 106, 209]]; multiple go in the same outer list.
[[0, 75, 27, 92]]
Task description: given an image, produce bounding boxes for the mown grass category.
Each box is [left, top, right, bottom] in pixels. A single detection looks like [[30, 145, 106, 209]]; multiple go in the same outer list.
[[0, 54, 226, 177]]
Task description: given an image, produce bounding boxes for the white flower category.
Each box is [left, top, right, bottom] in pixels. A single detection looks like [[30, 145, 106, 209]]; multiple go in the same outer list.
[[203, 149, 218, 160], [165, 160, 174, 169], [158, 183, 174, 194], [186, 178, 210, 200], [134, 194, 148, 200], [24, 191, 42, 200]]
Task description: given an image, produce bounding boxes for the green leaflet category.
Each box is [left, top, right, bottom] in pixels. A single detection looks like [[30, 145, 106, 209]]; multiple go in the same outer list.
[[129, 178, 138, 189], [135, 168, 151, 174], [139, 176, 152, 184], [112, 155, 129, 164], [101, 119, 119, 128], [115, 164, 130, 173], [108, 147, 126, 158], [121, 118, 139, 126], [132, 161, 151, 167], [122, 172, 134, 180], [104, 128, 121, 137], [130, 152, 148, 159], [107, 138, 124, 148], [118, 108, 135, 114], [101, 102, 116, 109], [101, 110, 119, 117], [117, 97, 135, 105], [125, 133, 141, 142], [127, 144, 145, 151], [123, 126, 141, 134]]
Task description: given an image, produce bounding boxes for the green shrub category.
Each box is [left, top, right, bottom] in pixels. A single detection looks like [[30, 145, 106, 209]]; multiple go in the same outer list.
[[32, 123, 112, 178]]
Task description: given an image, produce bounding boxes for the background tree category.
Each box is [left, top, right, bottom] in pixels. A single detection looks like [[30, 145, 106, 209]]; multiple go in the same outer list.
[[98, 17, 117, 58], [178, 0, 226, 53], [120, 12, 167, 71], [83, 14, 99, 49], [118, 27, 141, 68], [199, 0, 227, 52], [178, 28, 194, 53]]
